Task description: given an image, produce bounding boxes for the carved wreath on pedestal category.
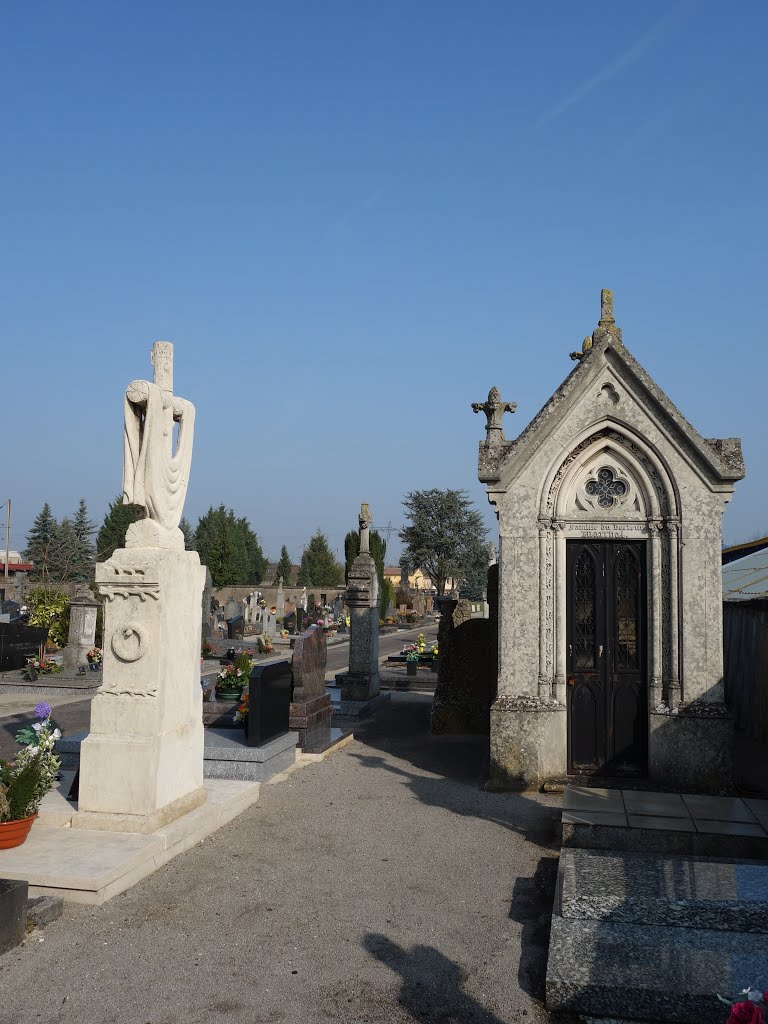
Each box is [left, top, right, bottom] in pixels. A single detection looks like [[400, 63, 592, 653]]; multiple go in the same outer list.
[[111, 623, 150, 663]]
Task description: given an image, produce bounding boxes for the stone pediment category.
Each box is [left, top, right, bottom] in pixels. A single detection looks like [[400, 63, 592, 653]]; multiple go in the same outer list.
[[478, 305, 744, 495]]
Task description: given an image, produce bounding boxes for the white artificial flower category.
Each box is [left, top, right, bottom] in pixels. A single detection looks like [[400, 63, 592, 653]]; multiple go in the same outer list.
[[52, 729, 61, 740], [32, 722, 42, 732]]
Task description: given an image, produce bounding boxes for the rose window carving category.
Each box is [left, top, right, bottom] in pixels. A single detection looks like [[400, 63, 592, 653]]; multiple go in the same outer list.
[[584, 467, 628, 509]]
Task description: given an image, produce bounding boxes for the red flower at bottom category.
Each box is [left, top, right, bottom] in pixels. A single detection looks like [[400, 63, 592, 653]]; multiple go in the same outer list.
[[728, 1002, 765, 1024]]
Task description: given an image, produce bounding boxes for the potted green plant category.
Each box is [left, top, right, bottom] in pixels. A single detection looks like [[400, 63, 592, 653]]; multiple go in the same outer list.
[[0, 703, 61, 849], [215, 664, 248, 701]]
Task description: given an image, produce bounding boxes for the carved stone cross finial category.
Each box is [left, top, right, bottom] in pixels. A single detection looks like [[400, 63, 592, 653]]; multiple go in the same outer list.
[[359, 502, 372, 554], [150, 341, 174, 392], [599, 288, 614, 326], [471, 387, 516, 444]]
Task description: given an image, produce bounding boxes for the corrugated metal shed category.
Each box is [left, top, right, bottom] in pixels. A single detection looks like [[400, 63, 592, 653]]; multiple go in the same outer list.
[[722, 548, 768, 602]]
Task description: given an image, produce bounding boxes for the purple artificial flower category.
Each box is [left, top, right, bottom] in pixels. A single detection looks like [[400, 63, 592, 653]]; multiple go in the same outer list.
[[35, 702, 52, 720]]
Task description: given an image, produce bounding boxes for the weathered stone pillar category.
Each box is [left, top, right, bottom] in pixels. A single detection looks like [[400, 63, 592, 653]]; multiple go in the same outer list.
[[62, 587, 99, 671], [336, 503, 385, 710], [649, 521, 663, 706], [667, 520, 681, 706], [553, 523, 567, 704]]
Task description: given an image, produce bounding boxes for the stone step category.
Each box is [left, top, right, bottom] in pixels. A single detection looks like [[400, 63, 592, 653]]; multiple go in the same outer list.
[[546, 915, 768, 1024], [557, 847, 768, 932]]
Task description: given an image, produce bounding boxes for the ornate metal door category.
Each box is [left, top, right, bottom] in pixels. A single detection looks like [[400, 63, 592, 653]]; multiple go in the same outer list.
[[566, 541, 647, 776]]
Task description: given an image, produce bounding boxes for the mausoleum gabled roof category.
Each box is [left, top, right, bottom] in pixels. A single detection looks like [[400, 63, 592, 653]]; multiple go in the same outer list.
[[476, 290, 745, 492]]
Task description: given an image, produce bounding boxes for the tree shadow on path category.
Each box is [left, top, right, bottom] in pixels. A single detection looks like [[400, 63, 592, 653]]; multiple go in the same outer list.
[[363, 932, 508, 1024]]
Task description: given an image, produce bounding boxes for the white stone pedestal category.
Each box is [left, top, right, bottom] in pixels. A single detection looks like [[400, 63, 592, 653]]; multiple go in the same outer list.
[[73, 545, 206, 833]]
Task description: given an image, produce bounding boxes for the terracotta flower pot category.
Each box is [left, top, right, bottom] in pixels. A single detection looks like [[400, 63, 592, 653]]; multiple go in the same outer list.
[[0, 814, 37, 850]]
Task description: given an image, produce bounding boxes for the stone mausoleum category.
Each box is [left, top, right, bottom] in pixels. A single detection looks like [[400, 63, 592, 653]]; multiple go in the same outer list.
[[475, 291, 744, 792]]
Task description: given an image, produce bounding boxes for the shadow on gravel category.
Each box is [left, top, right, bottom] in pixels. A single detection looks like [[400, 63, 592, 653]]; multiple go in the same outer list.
[[508, 857, 560, 1001], [350, 695, 489, 785], [363, 933, 507, 1024]]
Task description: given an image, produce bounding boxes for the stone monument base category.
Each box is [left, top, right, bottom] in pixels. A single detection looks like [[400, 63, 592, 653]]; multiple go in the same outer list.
[[336, 669, 381, 703], [72, 786, 207, 834], [333, 680, 391, 720], [203, 728, 298, 782], [1, 777, 260, 905], [289, 693, 333, 749], [489, 697, 566, 790], [649, 704, 734, 795]]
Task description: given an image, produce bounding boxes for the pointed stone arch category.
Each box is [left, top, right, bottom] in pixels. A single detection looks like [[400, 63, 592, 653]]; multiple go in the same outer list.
[[536, 421, 681, 710]]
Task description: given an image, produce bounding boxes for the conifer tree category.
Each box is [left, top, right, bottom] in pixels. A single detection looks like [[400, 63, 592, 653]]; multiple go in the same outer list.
[[180, 517, 195, 550], [274, 545, 293, 585], [96, 496, 142, 562], [297, 532, 344, 587], [194, 507, 267, 587], [24, 502, 58, 581]]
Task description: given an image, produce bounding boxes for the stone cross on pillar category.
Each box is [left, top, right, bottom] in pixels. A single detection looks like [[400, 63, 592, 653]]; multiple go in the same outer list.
[[599, 288, 614, 326], [359, 502, 372, 554], [471, 387, 516, 444]]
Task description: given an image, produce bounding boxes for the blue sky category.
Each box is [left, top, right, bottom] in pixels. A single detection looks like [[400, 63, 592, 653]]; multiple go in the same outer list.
[[2, 1, 766, 564]]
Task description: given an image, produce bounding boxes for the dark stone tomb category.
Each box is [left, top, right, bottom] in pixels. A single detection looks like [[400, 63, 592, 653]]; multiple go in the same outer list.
[[0, 622, 48, 671], [247, 660, 292, 746], [290, 624, 345, 752]]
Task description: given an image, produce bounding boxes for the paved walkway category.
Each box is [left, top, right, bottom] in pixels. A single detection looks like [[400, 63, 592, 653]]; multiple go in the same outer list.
[[0, 694, 561, 1024]]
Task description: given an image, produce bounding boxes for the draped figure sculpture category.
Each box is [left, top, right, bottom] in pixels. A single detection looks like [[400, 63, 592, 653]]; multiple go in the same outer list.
[[122, 341, 195, 547]]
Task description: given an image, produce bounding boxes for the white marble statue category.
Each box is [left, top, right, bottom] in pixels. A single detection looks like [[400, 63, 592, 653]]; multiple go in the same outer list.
[[123, 341, 195, 545]]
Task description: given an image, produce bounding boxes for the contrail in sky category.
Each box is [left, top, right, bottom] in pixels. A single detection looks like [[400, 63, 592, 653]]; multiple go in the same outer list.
[[538, 2, 694, 126]]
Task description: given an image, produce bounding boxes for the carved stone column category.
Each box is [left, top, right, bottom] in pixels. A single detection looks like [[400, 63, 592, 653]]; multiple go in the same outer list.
[[553, 523, 567, 704], [667, 520, 681, 706], [538, 521, 552, 700], [648, 521, 663, 707]]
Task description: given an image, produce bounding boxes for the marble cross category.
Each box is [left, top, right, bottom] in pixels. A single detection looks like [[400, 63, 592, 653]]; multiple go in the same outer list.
[[471, 387, 516, 444]]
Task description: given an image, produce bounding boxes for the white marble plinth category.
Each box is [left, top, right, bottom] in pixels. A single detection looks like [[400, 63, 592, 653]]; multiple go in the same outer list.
[[74, 545, 206, 833]]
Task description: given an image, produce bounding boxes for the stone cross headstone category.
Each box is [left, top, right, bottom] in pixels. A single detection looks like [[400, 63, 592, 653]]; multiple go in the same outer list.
[[276, 577, 285, 622], [75, 341, 206, 834], [62, 586, 99, 671]]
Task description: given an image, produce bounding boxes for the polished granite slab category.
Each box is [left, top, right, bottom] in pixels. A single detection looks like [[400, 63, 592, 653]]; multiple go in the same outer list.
[[557, 847, 768, 932], [203, 728, 298, 781], [547, 915, 768, 1024]]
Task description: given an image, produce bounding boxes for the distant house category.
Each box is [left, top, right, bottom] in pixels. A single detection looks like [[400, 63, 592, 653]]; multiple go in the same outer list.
[[722, 535, 768, 565], [723, 547, 768, 742], [383, 567, 455, 594]]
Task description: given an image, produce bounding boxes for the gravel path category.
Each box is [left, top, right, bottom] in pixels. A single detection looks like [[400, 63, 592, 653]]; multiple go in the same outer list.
[[0, 694, 561, 1024]]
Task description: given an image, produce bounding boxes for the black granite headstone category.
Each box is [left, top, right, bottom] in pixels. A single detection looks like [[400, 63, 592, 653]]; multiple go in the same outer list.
[[0, 622, 48, 671], [0, 879, 28, 955], [226, 615, 244, 640], [247, 660, 292, 747]]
